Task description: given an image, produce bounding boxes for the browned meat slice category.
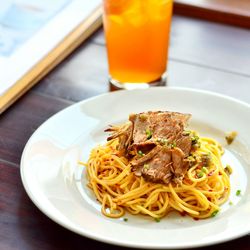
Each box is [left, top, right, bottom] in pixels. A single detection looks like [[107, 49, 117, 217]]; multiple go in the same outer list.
[[129, 111, 192, 154], [176, 136, 192, 157], [171, 147, 187, 183], [141, 147, 173, 184], [132, 145, 187, 184], [131, 145, 162, 166], [106, 111, 193, 184]]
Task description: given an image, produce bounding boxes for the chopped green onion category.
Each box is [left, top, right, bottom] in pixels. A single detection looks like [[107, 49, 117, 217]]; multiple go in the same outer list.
[[201, 167, 207, 173], [211, 210, 219, 217], [229, 201, 233, 205], [187, 155, 196, 162], [123, 218, 128, 222], [191, 135, 199, 145], [139, 114, 148, 121], [156, 138, 161, 142], [201, 154, 211, 167], [146, 129, 152, 139], [170, 141, 177, 148], [236, 190, 241, 196], [144, 164, 149, 170], [197, 171, 204, 178], [156, 138, 168, 145], [187, 155, 196, 167], [182, 130, 191, 136], [155, 218, 161, 222], [155, 137, 168, 145], [162, 138, 168, 144], [138, 150, 144, 157]]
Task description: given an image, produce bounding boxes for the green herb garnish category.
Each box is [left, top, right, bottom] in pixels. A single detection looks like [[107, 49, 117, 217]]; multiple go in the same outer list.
[[155, 218, 161, 222], [123, 218, 128, 222], [182, 130, 191, 136], [236, 190, 241, 196], [138, 150, 144, 157], [144, 164, 149, 170], [229, 201, 233, 205], [191, 135, 199, 145], [139, 114, 148, 121], [211, 210, 219, 217], [170, 141, 176, 148], [146, 129, 152, 139], [201, 167, 207, 173], [201, 153, 211, 167], [162, 138, 168, 144], [187, 155, 196, 167], [187, 155, 196, 162], [197, 171, 204, 178], [197, 166, 207, 178], [156, 138, 168, 145]]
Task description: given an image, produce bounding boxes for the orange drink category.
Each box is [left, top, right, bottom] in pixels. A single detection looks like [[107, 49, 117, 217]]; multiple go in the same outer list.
[[103, 0, 173, 88]]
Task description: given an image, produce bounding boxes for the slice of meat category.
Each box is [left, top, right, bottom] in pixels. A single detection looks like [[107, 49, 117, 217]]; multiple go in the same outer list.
[[106, 110, 193, 184], [131, 145, 162, 166], [129, 111, 192, 153], [171, 147, 185, 175], [171, 147, 187, 183], [140, 146, 173, 184], [176, 135, 192, 157], [134, 146, 187, 184]]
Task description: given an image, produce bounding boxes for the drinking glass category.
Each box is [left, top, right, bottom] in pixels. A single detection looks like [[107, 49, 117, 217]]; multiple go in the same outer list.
[[102, 0, 173, 89]]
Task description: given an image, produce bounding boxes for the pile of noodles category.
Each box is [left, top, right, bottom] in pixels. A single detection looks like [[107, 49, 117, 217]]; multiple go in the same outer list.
[[81, 133, 230, 220]]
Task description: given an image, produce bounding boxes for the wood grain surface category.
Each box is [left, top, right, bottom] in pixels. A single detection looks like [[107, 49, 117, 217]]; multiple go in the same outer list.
[[174, 0, 250, 28], [0, 15, 250, 250], [0, 92, 71, 165]]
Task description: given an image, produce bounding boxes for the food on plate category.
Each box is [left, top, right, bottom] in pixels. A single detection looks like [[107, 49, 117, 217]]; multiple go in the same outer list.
[[82, 111, 231, 220], [225, 131, 237, 145]]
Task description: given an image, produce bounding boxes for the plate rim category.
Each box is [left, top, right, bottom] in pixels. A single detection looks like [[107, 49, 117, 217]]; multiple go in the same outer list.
[[20, 87, 250, 249]]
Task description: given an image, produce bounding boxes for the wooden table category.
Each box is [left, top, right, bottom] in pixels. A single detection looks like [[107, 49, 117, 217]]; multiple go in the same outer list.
[[1, 15, 250, 250]]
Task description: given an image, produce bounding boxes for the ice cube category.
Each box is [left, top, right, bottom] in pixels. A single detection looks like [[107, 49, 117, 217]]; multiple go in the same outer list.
[[145, 0, 172, 21], [123, 1, 148, 27]]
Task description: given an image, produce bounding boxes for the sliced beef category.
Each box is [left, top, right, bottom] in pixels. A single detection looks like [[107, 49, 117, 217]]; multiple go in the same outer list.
[[133, 145, 186, 184], [129, 111, 192, 154], [171, 147, 187, 183], [131, 145, 162, 166], [141, 146, 173, 184], [106, 110, 193, 184], [176, 135, 192, 157]]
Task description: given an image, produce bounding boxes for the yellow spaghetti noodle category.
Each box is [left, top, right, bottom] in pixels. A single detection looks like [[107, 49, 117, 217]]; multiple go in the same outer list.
[[81, 133, 230, 220]]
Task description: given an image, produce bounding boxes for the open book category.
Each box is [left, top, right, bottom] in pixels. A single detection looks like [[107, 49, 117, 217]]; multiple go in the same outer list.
[[0, 0, 102, 113]]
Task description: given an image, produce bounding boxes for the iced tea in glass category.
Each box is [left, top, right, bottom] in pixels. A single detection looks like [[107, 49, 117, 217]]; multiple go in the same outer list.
[[103, 0, 173, 89]]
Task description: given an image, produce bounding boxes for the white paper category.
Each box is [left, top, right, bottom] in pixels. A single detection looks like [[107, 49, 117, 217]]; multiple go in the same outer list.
[[0, 0, 101, 95]]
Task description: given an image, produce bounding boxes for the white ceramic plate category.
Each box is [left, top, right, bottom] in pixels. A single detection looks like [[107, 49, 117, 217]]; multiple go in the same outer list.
[[20, 87, 250, 249]]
